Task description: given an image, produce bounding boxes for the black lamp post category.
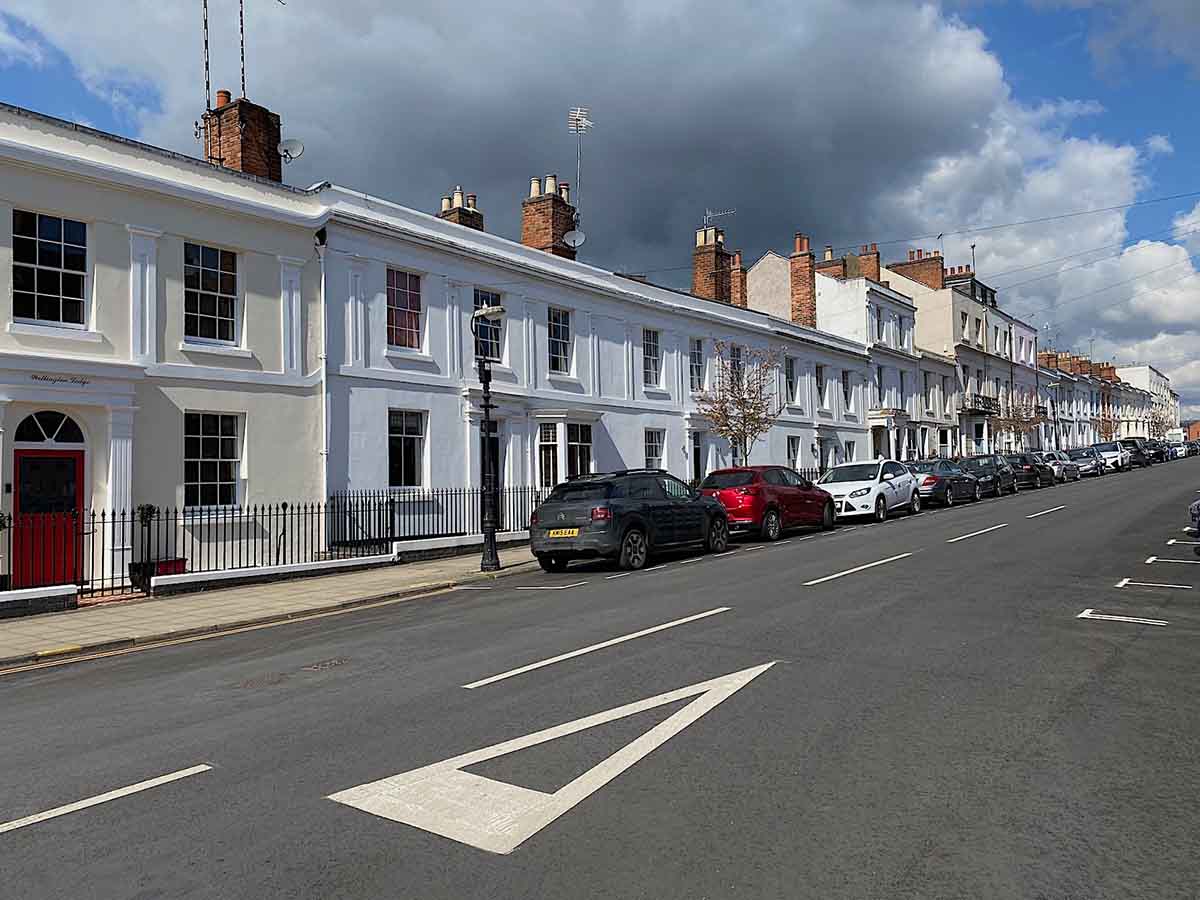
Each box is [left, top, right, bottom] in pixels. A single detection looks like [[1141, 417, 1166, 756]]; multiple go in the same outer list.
[[471, 305, 505, 572]]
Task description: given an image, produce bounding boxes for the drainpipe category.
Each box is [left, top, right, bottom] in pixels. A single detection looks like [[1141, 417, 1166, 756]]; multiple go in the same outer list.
[[316, 238, 329, 500]]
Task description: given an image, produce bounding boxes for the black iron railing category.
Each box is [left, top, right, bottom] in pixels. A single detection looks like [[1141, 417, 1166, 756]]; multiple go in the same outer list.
[[0, 486, 552, 598]]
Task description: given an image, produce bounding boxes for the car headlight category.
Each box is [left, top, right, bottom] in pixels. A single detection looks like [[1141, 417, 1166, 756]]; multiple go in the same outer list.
[[849, 487, 871, 498]]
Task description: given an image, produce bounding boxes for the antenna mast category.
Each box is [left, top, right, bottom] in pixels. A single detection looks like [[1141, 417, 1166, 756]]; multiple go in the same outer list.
[[702, 207, 736, 227], [239, 0, 246, 98], [202, 0, 212, 111], [567, 106, 593, 228]]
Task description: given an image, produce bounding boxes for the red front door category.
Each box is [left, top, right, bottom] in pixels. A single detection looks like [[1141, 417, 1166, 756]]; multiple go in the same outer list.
[[12, 449, 84, 588]]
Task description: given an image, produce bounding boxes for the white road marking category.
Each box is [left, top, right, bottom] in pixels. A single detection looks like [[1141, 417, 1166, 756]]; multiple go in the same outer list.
[[604, 572, 631, 580], [1168, 539, 1200, 545], [1146, 556, 1158, 564], [455, 586, 494, 591], [1115, 579, 1193, 590], [741, 545, 765, 552], [777, 539, 792, 545], [0, 764, 212, 835], [1077, 608, 1168, 627], [1026, 505, 1067, 519], [516, 581, 589, 591], [946, 523, 1008, 544], [462, 607, 732, 689], [803, 552, 913, 586], [678, 556, 704, 564], [1148, 557, 1200, 565], [331, 662, 775, 854], [645, 564, 668, 571]]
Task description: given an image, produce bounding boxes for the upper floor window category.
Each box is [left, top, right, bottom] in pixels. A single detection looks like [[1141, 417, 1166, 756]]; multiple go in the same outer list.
[[689, 338, 704, 392], [785, 356, 798, 404], [473, 288, 502, 361], [994, 325, 1001, 355], [875, 364, 885, 406], [875, 308, 885, 342], [841, 370, 853, 412], [729, 344, 743, 386], [387, 268, 421, 349], [960, 311, 969, 340], [897, 318, 907, 349], [643, 328, 662, 387], [942, 375, 952, 414], [13, 210, 87, 327], [924, 372, 933, 410], [899, 370, 907, 407], [974, 318, 983, 345], [816, 364, 826, 406], [548, 307, 571, 374], [184, 242, 237, 342], [961, 364, 970, 392]]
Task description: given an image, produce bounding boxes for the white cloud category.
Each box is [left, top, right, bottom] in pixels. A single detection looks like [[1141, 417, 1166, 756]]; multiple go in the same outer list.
[[1145, 134, 1174, 157], [0, 15, 44, 67]]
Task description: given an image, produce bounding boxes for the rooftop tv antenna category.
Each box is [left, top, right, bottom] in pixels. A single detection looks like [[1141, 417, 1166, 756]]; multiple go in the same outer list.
[[565, 106, 594, 250], [702, 207, 736, 227]]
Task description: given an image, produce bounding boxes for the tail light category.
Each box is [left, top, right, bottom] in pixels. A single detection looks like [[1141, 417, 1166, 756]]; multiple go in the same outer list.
[[591, 506, 611, 521], [735, 485, 761, 496], [1023, 465, 1033, 471], [921, 475, 939, 487], [530, 510, 538, 527]]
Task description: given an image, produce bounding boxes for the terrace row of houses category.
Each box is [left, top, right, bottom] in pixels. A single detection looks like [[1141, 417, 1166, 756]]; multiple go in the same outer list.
[[0, 91, 1177, 530]]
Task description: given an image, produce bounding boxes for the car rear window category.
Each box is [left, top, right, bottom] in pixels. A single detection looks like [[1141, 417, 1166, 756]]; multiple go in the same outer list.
[[1004, 455, 1024, 465], [1067, 449, 1090, 460], [701, 471, 755, 489], [908, 462, 937, 473], [548, 482, 613, 502]]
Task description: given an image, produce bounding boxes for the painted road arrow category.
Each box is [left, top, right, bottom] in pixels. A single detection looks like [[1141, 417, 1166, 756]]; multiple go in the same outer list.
[[328, 662, 775, 854], [1077, 608, 1168, 626]]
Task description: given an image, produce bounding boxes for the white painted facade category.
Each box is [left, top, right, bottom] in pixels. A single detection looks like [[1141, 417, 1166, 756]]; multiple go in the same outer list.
[[319, 188, 873, 494], [1116, 364, 1178, 433]]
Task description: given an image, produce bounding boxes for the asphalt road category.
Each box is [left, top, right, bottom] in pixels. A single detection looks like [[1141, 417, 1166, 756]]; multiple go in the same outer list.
[[4, 459, 1200, 899]]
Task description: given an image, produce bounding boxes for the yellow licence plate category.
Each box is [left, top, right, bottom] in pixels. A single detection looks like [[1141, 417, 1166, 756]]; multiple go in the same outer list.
[[547, 528, 579, 538]]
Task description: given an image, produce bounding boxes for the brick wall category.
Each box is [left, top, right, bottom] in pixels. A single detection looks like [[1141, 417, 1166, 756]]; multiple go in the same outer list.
[[439, 207, 484, 231], [790, 233, 816, 328], [730, 250, 747, 308], [888, 251, 945, 290], [203, 95, 282, 182], [521, 193, 576, 259]]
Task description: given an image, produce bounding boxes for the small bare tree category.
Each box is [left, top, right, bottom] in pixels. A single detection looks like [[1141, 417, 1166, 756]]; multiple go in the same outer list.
[[694, 339, 782, 464], [1093, 410, 1121, 441], [992, 394, 1047, 450], [1148, 408, 1173, 439]]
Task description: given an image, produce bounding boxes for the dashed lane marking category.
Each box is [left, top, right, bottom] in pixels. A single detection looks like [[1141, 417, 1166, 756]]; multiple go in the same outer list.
[[515, 582, 589, 591], [1026, 505, 1067, 519], [1147, 557, 1200, 565], [0, 764, 213, 836], [946, 523, 1008, 544], [803, 552, 914, 587], [1114, 578, 1193, 590], [1077, 608, 1168, 627], [462, 607, 733, 689]]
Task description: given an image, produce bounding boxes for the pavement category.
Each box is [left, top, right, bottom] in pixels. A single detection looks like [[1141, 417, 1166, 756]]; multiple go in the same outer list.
[[2, 459, 1199, 899], [0, 546, 538, 669]]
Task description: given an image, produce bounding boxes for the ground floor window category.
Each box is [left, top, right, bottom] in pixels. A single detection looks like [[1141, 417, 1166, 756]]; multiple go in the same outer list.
[[787, 435, 802, 470], [644, 428, 664, 469], [538, 423, 558, 488], [692, 432, 706, 483], [567, 423, 592, 478], [184, 412, 239, 507], [388, 410, 425, 487], [844, 440, 856, 462]]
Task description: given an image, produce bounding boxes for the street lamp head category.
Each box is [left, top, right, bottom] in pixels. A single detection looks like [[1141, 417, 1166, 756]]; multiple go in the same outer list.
[[471, 305, 506, 323]]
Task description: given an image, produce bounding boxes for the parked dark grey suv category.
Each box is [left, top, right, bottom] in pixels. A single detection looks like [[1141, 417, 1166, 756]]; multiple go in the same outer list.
[[529, 470, 730, 572]]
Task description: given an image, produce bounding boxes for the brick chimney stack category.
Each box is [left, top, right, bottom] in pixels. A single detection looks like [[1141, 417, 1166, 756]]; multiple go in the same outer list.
[[521, 175, 577, 259], [789, 232, 817, 328], [203, 88, 283, 182], [889, 247, 945, 290], [692, 226, 733, 302], [730, 250, 747, 308], [437, 185, 484, 231]]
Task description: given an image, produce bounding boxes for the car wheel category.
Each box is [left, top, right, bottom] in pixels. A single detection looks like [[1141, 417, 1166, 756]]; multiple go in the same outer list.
[[973, 483, 982, 502], [619, 527, 649, 570], [705, 516, 729, 553], [821, 501, 836, 531], [1012, 479, 1020, 494], [1034, 474, 1042, 489], [874, 496, 887, 522], [537, 554, 568, 573], [909, 491, 921, 515], [944, 486, 954, 507], [761, 508, 781, 542]]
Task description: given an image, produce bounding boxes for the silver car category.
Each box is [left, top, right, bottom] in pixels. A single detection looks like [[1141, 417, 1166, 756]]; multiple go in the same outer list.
[[1034, 450, 1080, 482], [1067, 446, 1105, 476]]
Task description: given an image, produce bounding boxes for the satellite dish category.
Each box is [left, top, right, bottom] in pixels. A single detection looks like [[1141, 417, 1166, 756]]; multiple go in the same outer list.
[[563, 230, 586, 249], [278, 138, 305, 163]]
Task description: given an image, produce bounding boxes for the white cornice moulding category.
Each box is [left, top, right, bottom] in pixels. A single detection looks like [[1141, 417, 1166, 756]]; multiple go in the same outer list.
[[147, 363, 321, 388]]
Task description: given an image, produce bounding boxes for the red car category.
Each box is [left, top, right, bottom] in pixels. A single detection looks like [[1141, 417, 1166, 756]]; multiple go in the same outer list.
[[699, 465, 835, 540]]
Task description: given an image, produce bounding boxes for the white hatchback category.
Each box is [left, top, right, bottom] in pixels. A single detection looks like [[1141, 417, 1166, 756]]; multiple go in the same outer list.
[[817, 459, 920, 522]]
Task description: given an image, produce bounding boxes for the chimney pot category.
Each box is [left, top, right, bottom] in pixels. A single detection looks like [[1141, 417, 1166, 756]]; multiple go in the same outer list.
[[696, 228, 706, 247], [870, 243, 877, 252], [216, 89, 232, 108], [908, 250, 916, 261], [440, 196, 451, 212], [466, 193, 477, 209], [529, 177, 542, 198], [558, 181, 569, 203], [733, 250, 743, 266], [716, 228, 725, 244], [916, 249, 924, 260], [794, 232, 810, 253], [861, 244, 869, 254], [452, 186, 465, 208], [544, 174, 558, 196]]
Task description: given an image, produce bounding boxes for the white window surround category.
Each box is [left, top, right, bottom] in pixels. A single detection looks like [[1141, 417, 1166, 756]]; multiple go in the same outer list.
[[384, 345, 435, 363], [7, 321, 103, 342], [179, 340, 254, 359]]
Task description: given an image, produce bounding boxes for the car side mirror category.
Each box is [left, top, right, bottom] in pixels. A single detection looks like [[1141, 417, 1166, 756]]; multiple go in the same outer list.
[[882, 472, 895, 482]]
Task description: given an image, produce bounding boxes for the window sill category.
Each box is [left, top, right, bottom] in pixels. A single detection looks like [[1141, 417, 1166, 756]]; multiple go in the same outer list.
[[384, 347, 434, 363], [547, 373, 583, 387], [179, 341, 254, 359], [9, 321, 103, 342], [784, 403, 806, 414], [644, 387, 672, 400], [475, 361, 514, 377]]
